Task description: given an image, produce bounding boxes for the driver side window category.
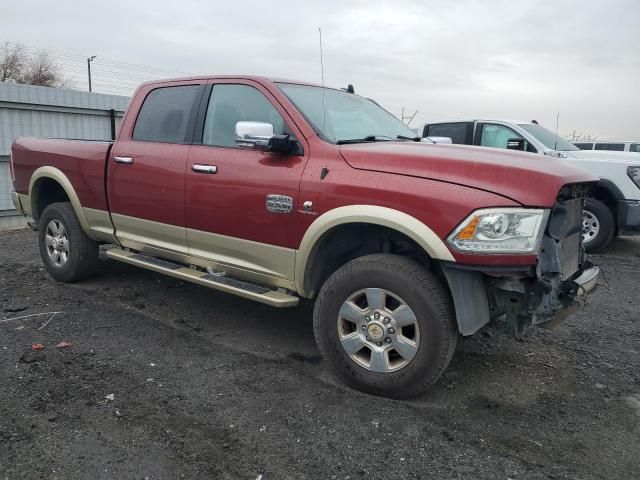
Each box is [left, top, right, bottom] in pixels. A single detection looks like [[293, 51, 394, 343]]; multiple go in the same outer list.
[[202, 84, 285, 147], [480, 123, 537, 153]]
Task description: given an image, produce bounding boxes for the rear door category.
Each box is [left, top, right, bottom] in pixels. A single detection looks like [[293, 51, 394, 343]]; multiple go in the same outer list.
[[108, 82, 204, 257], [184, 80, 308, 285], [423, 122, 474, 145]]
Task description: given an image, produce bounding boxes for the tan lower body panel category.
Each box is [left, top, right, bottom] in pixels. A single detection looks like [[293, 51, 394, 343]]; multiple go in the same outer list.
[[84, 208, 117, 243], [109, 213, 296, 290], [105, 248, 298, 308], [111, 213, 188, 254]]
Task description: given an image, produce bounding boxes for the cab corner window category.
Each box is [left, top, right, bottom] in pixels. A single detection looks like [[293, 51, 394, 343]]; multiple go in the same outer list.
[[202, 84, 285, 148], [132, 85, 201, 143]]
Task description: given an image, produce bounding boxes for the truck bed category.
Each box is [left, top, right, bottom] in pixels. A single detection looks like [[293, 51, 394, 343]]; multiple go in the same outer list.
[[12, 137, 113, 211]]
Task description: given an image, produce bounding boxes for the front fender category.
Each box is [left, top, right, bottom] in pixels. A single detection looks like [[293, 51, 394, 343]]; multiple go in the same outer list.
[[294, 205, 455, 296]]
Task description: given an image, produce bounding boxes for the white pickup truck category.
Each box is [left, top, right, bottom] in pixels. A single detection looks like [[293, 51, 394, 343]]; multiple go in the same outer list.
[[421, 119, 640, 251]]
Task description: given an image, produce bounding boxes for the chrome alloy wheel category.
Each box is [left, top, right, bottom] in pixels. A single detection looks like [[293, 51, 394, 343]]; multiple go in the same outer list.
[[337, 288, 421, 373], [45, 219, 69, 267], [582, 210, 600, 244]]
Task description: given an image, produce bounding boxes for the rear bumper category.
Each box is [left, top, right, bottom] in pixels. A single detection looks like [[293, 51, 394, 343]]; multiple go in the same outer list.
[[618, 199, 640, 235]]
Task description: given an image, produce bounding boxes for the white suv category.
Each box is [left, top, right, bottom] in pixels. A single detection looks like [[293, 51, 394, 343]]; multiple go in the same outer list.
[[421, 119, 640, 251]]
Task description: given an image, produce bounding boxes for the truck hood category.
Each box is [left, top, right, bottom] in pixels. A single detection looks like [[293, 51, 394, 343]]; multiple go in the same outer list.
[[339, 142, 597, 207], [566, 150, 640, 165]]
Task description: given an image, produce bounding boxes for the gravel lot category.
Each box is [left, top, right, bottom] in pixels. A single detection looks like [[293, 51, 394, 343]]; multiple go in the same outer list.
[[1, 228, 639, 480]]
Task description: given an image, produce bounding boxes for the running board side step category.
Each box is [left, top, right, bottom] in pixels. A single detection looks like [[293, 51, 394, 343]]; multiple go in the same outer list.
[[105, 248, 299, 308]]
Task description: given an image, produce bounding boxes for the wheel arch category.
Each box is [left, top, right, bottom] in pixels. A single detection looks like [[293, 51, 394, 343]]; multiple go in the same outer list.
[[29, 166, 94, 238], [592, 179, 621, 232], [295, 205, 455, 297]]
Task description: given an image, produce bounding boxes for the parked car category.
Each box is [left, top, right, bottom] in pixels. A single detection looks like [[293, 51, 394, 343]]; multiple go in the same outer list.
[[422, 119, 640, 251], [11, 77, 599, 398], [573, 141, 640, 153]]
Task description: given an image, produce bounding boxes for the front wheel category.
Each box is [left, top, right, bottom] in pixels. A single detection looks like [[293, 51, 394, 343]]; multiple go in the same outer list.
[[313, 254, 458, 399], [38, 202, 100, 282], [582, 198, 615, 252]]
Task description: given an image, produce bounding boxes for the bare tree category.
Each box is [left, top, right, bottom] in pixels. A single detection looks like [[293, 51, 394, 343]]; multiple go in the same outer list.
[[0, 43, 26, 82], [0, 42, 67, 87]]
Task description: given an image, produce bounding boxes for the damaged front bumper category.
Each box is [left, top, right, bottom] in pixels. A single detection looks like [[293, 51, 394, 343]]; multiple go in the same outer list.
[[443, 191, 600, 338], [442, 262, 600, 338], [489, 263, 600, 337]]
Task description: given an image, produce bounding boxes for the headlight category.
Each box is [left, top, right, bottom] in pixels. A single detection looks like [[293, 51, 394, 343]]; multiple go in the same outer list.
[[448, 208, 549, 253], [628, 166, 640, 189]]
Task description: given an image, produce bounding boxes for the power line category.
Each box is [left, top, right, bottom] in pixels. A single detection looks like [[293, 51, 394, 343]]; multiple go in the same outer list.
[[3, 41, 194, 96]]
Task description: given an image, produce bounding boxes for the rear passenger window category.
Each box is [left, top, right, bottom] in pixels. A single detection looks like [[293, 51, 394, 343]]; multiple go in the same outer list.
[[595, 143, 625, 151], [202, 84, 285, 148], [426, 123, 468, 144], [630, 143, 640, 153], [133, 85, 201, 143]]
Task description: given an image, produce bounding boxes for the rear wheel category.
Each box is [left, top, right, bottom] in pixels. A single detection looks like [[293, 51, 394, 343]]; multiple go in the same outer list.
[[313, 254, 457, 399], [38, 202, 100, 282], [582, 198, 614, 252]]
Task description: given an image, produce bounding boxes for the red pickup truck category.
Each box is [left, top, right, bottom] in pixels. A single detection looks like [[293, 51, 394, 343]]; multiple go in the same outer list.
[[10, 76, 600, 398]]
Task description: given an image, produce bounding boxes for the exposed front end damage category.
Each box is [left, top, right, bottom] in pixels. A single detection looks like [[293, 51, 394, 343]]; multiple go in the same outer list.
[[444, 185, 600, 338]]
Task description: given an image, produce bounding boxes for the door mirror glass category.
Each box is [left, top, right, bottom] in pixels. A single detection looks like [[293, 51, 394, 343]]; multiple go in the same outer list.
[[235, 121, 274, 150], [506, 138, 526, 151]]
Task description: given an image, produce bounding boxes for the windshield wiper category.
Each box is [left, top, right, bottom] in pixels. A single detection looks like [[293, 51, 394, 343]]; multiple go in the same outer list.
[[396, 135, 422, 142], [336, 135, 394, 145]]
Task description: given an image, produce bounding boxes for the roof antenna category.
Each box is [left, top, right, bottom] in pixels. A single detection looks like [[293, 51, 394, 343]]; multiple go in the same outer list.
[[554, 112, 560, 151], [318, 27, 329, 180]]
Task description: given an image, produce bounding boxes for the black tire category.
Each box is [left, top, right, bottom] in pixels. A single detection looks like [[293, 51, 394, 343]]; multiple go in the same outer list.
[[313, 254, 458, 399], [38, 202, 100, 283], [583, 198, 615, 253]]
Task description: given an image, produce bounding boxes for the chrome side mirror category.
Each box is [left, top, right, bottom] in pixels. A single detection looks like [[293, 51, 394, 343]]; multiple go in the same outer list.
[[506, 138, 526, 151], [235, 121, 274, 150]]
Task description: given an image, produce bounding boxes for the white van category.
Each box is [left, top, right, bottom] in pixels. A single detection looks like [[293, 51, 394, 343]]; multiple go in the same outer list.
[[573, 141, 640, 153]]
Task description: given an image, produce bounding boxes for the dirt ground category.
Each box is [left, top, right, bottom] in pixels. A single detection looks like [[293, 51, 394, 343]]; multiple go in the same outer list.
[[1, 228, 638, 480]]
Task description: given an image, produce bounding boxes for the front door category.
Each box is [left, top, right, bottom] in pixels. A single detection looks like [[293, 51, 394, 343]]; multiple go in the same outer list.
[[474, 122, 537, 153], [185, 81, 308, 285], [108, 83, 203, 257]]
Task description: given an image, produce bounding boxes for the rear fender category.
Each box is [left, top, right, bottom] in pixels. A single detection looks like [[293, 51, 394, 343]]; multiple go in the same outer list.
[[28, 166, 95, 239]]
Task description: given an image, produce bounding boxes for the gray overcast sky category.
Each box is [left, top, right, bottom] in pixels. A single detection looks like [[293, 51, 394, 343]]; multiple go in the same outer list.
[[3, 0, 639, 139]]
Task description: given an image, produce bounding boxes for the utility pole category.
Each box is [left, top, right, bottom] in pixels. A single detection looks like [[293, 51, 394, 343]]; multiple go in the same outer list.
[[87, 55, 96, 92]]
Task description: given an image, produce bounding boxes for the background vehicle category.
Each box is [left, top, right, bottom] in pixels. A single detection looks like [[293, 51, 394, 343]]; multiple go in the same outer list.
[[11, 77, 599, 398], [422, 119, 640, 251], [573, 141, 640, 153]]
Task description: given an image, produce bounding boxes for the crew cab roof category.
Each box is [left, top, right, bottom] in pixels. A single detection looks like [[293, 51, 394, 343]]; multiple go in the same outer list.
[[138, 75, 332, 91]]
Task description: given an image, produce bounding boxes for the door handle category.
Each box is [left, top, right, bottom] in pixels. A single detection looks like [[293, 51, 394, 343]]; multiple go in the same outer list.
[[192, 164, 218, 174], [113, 156, 134, 164]]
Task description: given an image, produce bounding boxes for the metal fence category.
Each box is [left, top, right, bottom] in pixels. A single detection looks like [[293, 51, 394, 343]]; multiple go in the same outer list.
[[0, 82, 130, 228]]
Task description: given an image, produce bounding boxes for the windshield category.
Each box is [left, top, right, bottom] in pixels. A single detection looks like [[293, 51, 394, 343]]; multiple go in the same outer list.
[[518, 123, 578, 151], [277, 83, 417, 144]]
